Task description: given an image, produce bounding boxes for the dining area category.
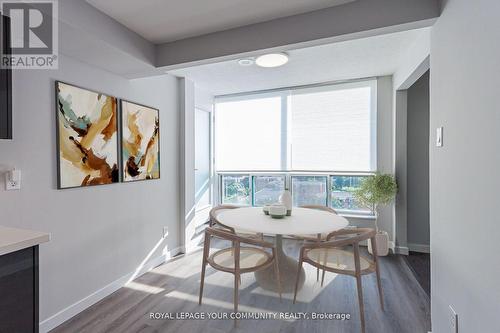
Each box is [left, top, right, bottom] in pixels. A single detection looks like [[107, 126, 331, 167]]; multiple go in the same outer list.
[[199, 203, 384, 333]]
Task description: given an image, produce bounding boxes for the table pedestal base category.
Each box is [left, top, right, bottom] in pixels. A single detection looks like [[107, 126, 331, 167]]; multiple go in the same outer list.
[[254, 235, 305, 293]]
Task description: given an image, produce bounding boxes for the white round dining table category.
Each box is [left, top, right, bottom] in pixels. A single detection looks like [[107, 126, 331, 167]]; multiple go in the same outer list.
[[217, 207, 349, 292]]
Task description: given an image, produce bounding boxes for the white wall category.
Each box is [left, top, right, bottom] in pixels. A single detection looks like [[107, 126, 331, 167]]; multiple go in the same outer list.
[[0, 54, 180, 330], [57, 0, 157, 77], [430, 0, 500, 331], [393, 28, 431, 90]]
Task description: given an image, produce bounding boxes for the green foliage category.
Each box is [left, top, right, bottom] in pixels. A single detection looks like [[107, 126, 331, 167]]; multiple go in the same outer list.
[[354, 173, 398, 210]]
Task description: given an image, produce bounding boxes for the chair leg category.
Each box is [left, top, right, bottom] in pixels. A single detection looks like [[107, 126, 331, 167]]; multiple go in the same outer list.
[[316, 234, 321, 282], [199, 262, 206, 305], [272, 248, 282, 301], [293, 252, 304, 304], [233, 241, 240, 314], [199, 233, 210, 305], [353, 244, 365, 333], [355, 274, 366, 333], [371, 236, 384, 310], [321, 249, 329, 287], [234, 272, 239, 313]]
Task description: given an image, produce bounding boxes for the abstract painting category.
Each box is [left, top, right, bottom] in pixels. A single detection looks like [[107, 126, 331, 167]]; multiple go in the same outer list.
[[121, 100, 160, 182], [56, 81, 119, 189]]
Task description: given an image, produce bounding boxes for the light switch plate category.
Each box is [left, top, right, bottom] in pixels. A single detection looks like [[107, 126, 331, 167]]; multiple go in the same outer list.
[[436, 127, 443, 147]]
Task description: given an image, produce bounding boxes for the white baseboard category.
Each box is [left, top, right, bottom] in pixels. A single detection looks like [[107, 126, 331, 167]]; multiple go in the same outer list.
[[389, 241, 409, 255], [408, 243, 430, 253], [39, 246, 183, 333], [394, 246, 409, 255]]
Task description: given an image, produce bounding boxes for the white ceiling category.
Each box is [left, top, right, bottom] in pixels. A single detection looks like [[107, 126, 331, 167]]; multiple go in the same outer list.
[[169, 28, 430, 96], [86, 0, 356, 43]]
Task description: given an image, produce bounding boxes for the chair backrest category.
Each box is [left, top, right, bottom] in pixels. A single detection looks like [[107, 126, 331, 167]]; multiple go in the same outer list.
[[204, 226, 274, 249], [209, 205, 240, 232], [299, 205, 337, 214], [319, 228, 376, 249]]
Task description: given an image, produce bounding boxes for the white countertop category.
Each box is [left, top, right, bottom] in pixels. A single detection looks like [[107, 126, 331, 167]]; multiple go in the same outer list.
[[0, 226, 50, 256]]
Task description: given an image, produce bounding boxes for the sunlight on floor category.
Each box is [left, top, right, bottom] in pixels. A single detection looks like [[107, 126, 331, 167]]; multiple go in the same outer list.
[[124, 281, 165, 294]]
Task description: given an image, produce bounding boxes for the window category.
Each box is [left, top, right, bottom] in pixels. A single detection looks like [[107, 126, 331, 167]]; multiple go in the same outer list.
[[253, 175, 285, 206], [218, 173, 374, 216], [215, 79, 377, 216], [291, 175, 328, 206], [215, 80, 376, 172], [290, 83, 376, 171], [215, 94, 282, 171], [331, 175, 372, 216], [221, 175, 250, 205]]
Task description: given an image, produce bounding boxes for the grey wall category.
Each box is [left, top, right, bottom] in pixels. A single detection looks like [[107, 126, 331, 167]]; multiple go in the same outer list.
[[394, 89, 408, 253], [0, 54, 180, 326], [431, 0, 500, 331], [407, 71, 430, 248]]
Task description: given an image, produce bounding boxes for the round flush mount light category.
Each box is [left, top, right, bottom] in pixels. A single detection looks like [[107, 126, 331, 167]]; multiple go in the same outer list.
[[238, 58, 255, 66], [255, 52, 289, 68]]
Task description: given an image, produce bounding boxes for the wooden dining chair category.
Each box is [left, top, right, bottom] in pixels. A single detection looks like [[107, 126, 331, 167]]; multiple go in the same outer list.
[[290, 205, 338, 281], [209, 205, 264, 240], [199, 227, 282, 314], [293, 228, 383, 333]]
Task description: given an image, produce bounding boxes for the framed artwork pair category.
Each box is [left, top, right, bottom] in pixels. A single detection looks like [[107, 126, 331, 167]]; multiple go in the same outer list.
[[55, 81, 160, 189]]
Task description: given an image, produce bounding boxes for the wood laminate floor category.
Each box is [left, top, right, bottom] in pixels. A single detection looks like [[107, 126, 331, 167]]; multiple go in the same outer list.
[[403, 252, 431, 296], [51, 239, 430, 333]]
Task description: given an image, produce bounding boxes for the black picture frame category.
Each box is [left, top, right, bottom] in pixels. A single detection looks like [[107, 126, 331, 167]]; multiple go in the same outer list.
[[119, 99, 160, 183], [0, 14, 12, 140], [55, 80, 120, 189]]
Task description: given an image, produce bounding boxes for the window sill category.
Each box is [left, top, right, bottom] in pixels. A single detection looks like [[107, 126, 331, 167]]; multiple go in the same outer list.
[[340, 214, 376, 220]]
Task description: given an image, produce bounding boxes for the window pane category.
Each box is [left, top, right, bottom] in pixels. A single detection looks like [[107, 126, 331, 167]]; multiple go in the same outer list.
[[290, 81, 376, 171], [253, 176, 285, 206], [222, 175, 250, 205], [331, 176, 373, 215], [292, 176, 327, 206], [215, 95, 282, 171]]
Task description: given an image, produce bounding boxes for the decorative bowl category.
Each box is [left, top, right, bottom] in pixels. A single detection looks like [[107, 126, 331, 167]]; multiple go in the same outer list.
[[269, 205, 287, 219]]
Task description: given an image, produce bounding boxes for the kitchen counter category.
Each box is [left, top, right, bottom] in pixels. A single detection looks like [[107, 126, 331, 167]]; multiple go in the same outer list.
[[0, 226, 50, 256], [0, 226, 50, 333]]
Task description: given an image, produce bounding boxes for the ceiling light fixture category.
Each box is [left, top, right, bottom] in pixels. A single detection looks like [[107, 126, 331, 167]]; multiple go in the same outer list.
[[238, 58, 254, 66], [255, 52, 289, 68]]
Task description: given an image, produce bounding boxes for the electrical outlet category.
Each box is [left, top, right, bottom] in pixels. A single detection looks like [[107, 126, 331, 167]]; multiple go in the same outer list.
[[449, 305, 458, 333], [5, 175, 20, 190], [162, 226, 169, 238]]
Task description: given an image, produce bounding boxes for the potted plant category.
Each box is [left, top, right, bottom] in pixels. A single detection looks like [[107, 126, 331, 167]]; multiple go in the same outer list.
[[354, 173, 398, 256]]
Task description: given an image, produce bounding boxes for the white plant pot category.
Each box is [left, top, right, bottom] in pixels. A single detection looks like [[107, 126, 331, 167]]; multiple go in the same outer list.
[[368, 230, 389, 256]]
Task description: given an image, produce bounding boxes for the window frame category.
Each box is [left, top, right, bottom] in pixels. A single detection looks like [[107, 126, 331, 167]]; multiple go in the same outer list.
[[217, 172, 375, 218]]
